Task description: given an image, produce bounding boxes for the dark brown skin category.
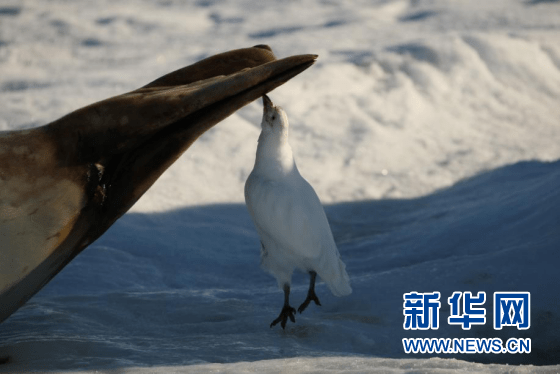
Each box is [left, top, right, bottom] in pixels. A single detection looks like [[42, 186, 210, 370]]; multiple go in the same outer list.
[[0, 45, 317, 325]]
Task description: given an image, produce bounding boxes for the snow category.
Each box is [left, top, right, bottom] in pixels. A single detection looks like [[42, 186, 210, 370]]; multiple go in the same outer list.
[[1, 0, 560, 372]]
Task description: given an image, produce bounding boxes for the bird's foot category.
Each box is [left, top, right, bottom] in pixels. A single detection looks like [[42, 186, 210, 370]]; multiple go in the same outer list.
[[270, 305, 296, 329], [0, 356, 10, 364], [298, 289, 321, 314]]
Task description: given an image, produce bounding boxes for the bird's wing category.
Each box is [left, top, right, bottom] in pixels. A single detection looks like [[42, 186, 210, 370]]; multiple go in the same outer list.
[[245, 175, 335, 260]]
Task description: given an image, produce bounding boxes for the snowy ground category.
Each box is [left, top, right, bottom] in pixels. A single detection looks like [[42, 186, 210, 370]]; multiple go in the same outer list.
[[1, 0, 560, 372]]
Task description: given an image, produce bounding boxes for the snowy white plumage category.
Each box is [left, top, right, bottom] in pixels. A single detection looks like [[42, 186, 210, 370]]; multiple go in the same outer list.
[[244, 95, 351, 327]]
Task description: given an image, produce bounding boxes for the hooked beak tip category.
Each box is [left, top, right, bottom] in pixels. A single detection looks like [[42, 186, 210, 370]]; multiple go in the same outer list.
[[262, 94, 273, 108]]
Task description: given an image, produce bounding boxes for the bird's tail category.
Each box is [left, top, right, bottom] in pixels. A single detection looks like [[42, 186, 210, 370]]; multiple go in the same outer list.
[[320, 257, 352, 297]]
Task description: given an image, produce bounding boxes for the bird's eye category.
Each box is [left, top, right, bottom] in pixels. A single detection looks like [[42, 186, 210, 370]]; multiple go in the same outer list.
[[272, 115, 276, 120]]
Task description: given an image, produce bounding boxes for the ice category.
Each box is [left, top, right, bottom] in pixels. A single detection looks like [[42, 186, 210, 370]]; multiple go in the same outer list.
[[1, 0, 560, 372]]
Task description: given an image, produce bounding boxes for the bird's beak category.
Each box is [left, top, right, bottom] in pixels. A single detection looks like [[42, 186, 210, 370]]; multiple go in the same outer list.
[[262, 94, 274, 110]]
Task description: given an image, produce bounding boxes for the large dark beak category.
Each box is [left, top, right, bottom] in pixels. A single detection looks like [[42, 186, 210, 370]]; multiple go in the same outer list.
[[0, 45, 317, 324]]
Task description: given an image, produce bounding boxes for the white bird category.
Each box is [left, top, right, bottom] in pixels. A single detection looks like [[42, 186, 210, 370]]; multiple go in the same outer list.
[[245, 95, 352, 329]]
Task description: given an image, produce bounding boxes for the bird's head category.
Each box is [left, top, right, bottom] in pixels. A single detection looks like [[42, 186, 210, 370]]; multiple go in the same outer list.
[[260, 95, 289, 139]]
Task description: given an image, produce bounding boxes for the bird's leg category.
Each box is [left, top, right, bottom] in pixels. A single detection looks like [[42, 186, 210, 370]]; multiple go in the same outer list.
[[298, 271, 321, 314], [270, 284, 296, 329]]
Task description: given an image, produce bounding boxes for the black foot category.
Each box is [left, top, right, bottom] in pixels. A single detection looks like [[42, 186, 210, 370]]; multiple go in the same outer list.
[[298, 289, 322, 314], [270, 305, 296, 329], [0, 356, 10, 364]]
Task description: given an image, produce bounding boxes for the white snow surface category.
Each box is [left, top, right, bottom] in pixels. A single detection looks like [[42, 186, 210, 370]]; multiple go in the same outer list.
[[1, 0, 560, 372]]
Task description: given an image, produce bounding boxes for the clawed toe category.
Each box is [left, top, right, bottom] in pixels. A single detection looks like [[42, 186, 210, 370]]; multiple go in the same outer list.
[[297, 300, 308, 314], [298, 290, 321, 314], [270, 305, 296, 329]]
